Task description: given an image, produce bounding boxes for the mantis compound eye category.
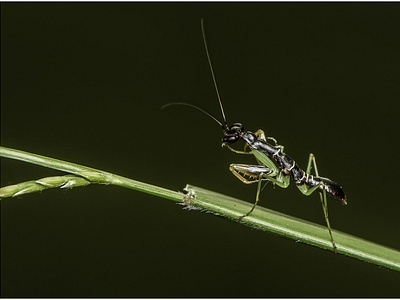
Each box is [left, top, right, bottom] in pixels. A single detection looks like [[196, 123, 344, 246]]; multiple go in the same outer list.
[[223, 134, 239, 144], [223, 123, 244, 144], [229, 123, 244, 133]]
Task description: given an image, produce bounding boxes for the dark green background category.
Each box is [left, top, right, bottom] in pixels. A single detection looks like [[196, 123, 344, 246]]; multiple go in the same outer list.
[[2, 3, 400, 297]]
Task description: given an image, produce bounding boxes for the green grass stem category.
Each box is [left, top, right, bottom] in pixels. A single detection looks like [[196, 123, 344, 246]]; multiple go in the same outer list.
[[0, 146, 181, 202], [1, 146, 400, 272]]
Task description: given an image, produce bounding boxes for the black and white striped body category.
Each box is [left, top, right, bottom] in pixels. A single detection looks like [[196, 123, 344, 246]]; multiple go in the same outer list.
[[223, 124, 347, 204]]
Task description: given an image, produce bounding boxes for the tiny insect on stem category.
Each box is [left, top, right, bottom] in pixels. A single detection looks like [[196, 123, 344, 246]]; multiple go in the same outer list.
[[163, 19, 347, 252]]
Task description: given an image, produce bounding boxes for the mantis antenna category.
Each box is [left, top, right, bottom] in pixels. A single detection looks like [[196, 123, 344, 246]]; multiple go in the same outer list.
[[161, 102, 223, 128], [201, 18, 228, 128], [162, 19, 228, 131]]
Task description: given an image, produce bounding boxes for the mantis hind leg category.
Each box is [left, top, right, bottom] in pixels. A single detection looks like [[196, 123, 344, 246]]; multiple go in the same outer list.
[[307, 153, 337, 252]]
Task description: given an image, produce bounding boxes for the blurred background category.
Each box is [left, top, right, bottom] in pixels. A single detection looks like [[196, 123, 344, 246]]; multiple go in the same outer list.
[[2, 3, 400, 297]]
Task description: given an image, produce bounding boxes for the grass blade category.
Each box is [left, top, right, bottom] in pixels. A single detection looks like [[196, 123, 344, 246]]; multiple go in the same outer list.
[[184, 184, 400, 271], [1, 146, 400, 272]]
